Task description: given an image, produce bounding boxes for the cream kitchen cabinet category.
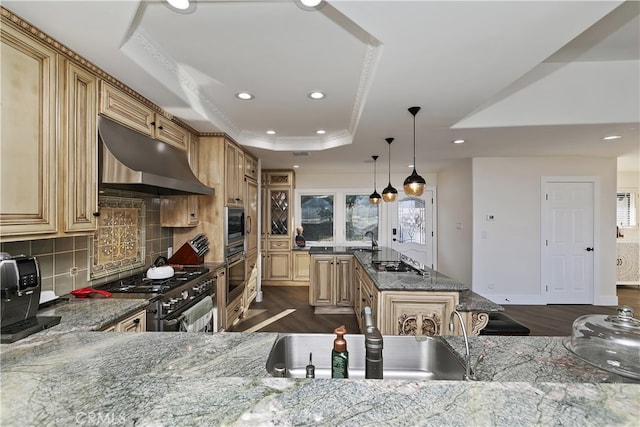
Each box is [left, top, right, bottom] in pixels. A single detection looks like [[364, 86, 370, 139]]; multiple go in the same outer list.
[[161, 133, 200, 227], [244, 154, 258, 181], [380, 291, 458, 336], [616, 242, 640, 285], [1, 15, 98, 241], [225, 140, 244, 206], [309, 254, 354, 307], [60, 59, 99, 234], [101, 310, 146, 332], [245, 176, 258, 255], [293, 251, 310, 282], [355, 262, 379, 331], [263, 249, 292, 281], [1, 18, 59, 239], [98, 81, 189, 151]]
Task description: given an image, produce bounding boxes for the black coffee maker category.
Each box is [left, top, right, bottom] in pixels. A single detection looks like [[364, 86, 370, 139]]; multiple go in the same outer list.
[[1, 253, 60, 343]]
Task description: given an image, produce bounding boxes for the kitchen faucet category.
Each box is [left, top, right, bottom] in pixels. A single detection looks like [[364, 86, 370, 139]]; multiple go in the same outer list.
[[448, 310, 482, 381], [364, 231, 378, 250], [363, 307, 383, 379]]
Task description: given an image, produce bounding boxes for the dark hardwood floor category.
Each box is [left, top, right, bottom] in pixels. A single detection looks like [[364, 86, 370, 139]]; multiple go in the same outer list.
[[229, 285, 640, 336]]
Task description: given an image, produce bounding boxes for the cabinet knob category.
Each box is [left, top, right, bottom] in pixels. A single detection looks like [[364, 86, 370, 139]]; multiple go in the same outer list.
[[133, 318, 140, 324], [92, 212, 100, 217], [150, 121, 155, 126], [158, 125, 163, 130]]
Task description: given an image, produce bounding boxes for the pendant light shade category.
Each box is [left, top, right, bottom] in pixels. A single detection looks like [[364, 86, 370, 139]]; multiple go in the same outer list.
[[369, 155, 381, 205], [382, 138, 398, 202], [403, 106, 426, 196]]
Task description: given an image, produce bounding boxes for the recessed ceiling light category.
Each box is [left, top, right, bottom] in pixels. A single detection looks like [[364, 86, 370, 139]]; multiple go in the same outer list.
[[316, 130, 326, 135], [452, 139, 465, 144], [602, 135, 622, 141], [293, 165, 300, 169], [308, 91, 326, 100], [165, 0, 196, 13], [301, 0, 322, 6], [266, 130, 276, 135], [408, 164, 414, 168], [235, 92, 254, 100]]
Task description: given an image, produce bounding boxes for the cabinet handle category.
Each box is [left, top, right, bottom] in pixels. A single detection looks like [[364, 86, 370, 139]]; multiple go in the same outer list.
[[92, 212, 100, 217], [150, 121, 155, 126], [190, 213, 195, 217]]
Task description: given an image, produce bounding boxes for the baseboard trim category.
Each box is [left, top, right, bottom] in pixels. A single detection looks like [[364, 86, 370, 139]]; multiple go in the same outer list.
[[314, 306, 355, 315], [480, 293, 547, 305]]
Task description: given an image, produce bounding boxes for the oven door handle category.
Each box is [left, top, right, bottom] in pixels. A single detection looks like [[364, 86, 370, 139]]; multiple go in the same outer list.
[[163, 317, 181, 327]]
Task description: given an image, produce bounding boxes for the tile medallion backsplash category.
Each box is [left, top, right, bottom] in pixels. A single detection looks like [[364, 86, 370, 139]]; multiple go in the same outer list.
[[90, 196, 146, 279]]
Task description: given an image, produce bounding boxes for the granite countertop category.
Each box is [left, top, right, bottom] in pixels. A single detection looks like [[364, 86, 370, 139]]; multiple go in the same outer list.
[[1, 331, 638, 426]]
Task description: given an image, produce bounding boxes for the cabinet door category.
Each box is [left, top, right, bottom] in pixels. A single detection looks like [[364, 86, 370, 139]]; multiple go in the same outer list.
[[60, 60, 98, 233], [1, 22, 58, 238], [117, 310, 146, 332], [293, 251, 310, 281], [310, 255, 334, 305], [245, 178, 258, 254], [153, 114, 188, 150], [267, 251, 291, 281], [335, 255, 354, 306], [225, 141, 242, 206], [245, 155, 258, 180], [268, 189, 290, 237], [160, 196, 198, 227], [98, 81, 155, 136], [382, 292, 458, 336], [215, 268, 226, 331]]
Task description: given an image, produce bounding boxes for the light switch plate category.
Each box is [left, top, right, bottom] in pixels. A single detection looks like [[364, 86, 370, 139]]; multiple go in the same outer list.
[[486, 214, 495, 221]]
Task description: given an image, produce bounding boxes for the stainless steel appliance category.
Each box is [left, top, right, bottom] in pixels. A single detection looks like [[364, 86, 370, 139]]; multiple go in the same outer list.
[[226, 244, 245, 304], [1, 253, 61, 343], [98, 266, 216, 332], [225, 207, 245, 246]]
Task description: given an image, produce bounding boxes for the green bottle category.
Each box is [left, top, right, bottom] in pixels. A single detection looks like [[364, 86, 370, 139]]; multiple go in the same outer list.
[[331, 325, 349, 378]]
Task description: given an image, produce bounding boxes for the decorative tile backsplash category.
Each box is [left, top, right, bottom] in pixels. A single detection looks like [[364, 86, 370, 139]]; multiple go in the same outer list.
[[90, 196, 145, 279], [0, 190, 173, 295]]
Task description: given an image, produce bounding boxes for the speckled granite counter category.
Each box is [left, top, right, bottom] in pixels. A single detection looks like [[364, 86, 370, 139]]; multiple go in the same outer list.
[[1, 332, 638, 426]]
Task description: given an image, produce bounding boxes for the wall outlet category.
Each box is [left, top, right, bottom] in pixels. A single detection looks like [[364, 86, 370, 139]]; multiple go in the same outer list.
[[486, 214, 495, 221], [167, 246, 173, 258], [455, 221, 463, 230]]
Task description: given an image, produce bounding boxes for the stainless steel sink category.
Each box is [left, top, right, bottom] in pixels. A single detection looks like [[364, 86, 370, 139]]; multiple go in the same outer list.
[[266, 333, 467, 380]]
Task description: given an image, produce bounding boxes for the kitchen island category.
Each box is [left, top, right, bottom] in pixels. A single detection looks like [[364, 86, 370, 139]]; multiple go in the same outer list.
[[309, 246, 502, 335], [1, 330, 638, 426]]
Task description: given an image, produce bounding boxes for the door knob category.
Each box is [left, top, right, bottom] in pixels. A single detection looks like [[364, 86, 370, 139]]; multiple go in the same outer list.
[[585, 247, 594, 251]]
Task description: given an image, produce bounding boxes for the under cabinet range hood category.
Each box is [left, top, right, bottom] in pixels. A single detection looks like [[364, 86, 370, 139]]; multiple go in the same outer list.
[[98, 117, 214, 196]]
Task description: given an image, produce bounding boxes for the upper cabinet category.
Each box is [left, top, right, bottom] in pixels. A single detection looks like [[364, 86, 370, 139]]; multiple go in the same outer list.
[[225, 140, 244, 207], [60, 59, 99, 234], [1, 18, 59, 239], [1, 13, 98, 241], [244, 155, 258, 181], [98, 81, 188, 151]]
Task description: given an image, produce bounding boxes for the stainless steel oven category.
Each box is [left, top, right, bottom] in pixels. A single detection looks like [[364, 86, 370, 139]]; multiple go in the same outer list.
[[226, 242, 245, 304]]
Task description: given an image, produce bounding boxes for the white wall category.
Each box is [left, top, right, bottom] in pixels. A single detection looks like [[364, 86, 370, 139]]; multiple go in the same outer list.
[[472, 157, 617, 306], [436, 159, 473, 287]]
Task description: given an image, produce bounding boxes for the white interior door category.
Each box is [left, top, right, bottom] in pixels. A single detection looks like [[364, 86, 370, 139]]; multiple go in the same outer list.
[[391, 189, 434, 268], [542, 181, 595, 304]]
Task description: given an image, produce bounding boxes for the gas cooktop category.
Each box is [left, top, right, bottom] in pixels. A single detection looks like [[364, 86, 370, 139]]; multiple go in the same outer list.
[[100, 267, 209, 294]]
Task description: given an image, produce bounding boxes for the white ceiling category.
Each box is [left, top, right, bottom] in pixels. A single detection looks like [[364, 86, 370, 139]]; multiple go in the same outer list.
[[4, 0, 639, 175]]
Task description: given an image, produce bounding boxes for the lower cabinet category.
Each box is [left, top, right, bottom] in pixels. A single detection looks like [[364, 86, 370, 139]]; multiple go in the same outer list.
[[380, 291, 458, 336], [293, 251, 310, 282], [101, 310, 146, 332], [309, 254, 353, 306], [244, 252, 258, 311], [226, 292, 244, 328]]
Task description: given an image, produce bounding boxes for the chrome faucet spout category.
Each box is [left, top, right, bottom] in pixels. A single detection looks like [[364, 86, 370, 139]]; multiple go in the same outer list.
[[449, 310, 475, 380]]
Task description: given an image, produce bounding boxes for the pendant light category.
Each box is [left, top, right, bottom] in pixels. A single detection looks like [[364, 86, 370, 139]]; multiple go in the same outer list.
[[382, 138, 398, 202], [369, 155, 381, 205], [403, 106, 426, 196]]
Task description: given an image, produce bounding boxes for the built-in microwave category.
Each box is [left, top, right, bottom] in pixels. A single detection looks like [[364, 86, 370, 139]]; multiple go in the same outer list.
[[225, 207, 245, 246]]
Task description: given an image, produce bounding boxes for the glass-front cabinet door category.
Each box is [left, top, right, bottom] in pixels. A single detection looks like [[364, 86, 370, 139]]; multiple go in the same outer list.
[[269, 189, 290, 237]]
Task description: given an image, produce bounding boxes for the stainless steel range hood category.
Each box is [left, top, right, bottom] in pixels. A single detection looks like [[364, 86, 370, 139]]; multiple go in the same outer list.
[[98, 117, 214, 196]]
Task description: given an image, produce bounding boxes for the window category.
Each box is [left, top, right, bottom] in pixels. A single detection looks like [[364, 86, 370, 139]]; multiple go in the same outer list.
[[300, 194, 334, 242], [397, 197, 425, 244], [345, 194, 379, 242], [617, 191, 638, 228], [297, 190, 380, 245]]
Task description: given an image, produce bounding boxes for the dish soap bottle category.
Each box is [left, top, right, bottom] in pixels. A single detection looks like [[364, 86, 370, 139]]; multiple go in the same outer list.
[[331, 325, 349, 378]]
